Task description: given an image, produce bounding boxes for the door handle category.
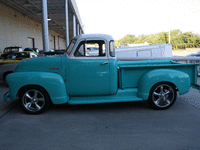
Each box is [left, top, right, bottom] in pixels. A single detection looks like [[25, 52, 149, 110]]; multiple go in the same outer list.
[[100, 62, 109, 65]]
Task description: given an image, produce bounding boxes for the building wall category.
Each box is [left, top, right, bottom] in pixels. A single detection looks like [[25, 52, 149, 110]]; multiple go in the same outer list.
[[0, 3, 66, 53], [172, 49, 200, 56]]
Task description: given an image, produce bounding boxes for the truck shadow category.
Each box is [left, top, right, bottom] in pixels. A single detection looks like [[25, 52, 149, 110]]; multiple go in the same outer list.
[[4, 98, 152, 115], [50, 101, 152, 113]]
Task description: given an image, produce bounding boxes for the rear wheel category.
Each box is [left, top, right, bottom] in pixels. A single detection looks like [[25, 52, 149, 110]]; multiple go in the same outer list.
[[20, 86, 50, 114], [148, 82, 177, 110]]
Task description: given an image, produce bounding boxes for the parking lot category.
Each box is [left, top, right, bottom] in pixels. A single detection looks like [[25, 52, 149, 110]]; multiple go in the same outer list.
[[1, 79, 200, 150]]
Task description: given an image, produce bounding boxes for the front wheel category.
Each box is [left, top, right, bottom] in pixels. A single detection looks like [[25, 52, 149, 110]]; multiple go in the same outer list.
[[20, 86, 50, 114], [148, 82, 177, 110]]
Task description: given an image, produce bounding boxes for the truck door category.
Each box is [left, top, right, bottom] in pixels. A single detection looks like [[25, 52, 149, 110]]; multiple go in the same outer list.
[[67, 40, 110, 96]]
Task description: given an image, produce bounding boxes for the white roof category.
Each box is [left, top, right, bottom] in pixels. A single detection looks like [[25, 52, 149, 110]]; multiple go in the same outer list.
[[73, 34, 114, 41]]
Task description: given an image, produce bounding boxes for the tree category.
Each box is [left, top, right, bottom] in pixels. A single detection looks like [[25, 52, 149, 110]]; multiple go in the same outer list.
[[115, 30, 200, 50]]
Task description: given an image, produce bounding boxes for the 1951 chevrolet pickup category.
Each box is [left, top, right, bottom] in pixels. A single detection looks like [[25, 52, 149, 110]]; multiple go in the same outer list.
[[4, 34, 200, 114]]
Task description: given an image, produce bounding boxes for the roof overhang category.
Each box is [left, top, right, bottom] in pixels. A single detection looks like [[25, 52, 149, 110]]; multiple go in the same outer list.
[[0, 0, 84, 39]]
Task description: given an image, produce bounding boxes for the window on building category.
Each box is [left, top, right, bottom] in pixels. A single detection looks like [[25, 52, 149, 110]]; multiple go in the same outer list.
[[27, 37, 35, 48]]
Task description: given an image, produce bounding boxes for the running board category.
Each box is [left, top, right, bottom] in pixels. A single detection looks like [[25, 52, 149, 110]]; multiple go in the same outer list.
[[68, 88, 143, 105], [191, 84, 200, 91]]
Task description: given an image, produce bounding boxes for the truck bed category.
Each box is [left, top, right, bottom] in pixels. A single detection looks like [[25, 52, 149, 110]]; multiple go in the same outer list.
[[117, 60, 198, 89]]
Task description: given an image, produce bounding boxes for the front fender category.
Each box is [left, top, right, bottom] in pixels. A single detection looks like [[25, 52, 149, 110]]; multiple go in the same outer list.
[[6, 72, 69, 104], [137, 69, 190, 100]]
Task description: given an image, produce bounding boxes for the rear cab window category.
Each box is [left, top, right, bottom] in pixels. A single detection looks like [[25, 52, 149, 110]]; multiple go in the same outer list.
[[109, 41, 115, 57]]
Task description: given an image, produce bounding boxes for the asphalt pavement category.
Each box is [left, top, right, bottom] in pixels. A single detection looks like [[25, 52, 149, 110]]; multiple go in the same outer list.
[[0, 79, 200, 150]]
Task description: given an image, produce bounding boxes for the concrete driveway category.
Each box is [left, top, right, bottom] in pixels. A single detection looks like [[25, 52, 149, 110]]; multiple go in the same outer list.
[[0, 79, 200, 150]]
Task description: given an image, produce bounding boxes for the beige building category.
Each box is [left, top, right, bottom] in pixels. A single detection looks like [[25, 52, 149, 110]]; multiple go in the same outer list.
[[0, 0, 84, 53]]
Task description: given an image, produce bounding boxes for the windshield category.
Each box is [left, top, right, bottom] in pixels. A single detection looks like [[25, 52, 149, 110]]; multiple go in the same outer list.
[[66, 39, 77, 55], [4, 48, 19, 53]]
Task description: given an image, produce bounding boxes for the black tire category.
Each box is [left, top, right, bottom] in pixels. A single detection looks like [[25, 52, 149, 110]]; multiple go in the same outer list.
[[148, 82, 177, 110], [20, 86, 50, 114]]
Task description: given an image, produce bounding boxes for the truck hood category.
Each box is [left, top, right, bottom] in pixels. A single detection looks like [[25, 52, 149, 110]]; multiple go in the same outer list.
[[15, 55, 63, 73]]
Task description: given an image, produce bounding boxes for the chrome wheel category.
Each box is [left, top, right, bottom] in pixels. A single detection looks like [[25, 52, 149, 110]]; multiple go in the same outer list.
[[20, 86, 50, 114], [22, 90, 45, 112], [148, 83, 177, 110]]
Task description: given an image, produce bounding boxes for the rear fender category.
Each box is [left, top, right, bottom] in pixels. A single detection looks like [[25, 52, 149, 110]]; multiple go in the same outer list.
[[137, 69, 190, 100], [6, 72, 69, 104]]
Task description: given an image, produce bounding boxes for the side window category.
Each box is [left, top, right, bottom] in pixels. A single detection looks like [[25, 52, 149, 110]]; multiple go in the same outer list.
[[74, 40, 106, 57], [109, 41, 115, 57]]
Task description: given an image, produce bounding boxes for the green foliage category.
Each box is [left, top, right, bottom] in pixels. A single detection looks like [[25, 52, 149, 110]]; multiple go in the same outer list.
[[115, 30, 200, 49]]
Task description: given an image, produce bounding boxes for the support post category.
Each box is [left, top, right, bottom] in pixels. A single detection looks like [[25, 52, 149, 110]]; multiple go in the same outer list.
[[73, 15, 76, 37], [41, 0, 49, 52], [77, 24, 79, 35], [65, 0, 69, 47]]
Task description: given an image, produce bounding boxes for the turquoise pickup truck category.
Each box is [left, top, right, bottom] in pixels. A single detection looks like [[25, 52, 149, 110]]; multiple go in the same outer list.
[[4, 34, 200, 114]]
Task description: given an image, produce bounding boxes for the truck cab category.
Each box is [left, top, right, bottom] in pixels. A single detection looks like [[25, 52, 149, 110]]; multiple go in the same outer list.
[[65, 34, 117, 96]]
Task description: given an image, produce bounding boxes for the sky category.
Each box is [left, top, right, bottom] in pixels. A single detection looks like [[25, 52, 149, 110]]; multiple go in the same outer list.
[[75, 0, 200, 40]]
